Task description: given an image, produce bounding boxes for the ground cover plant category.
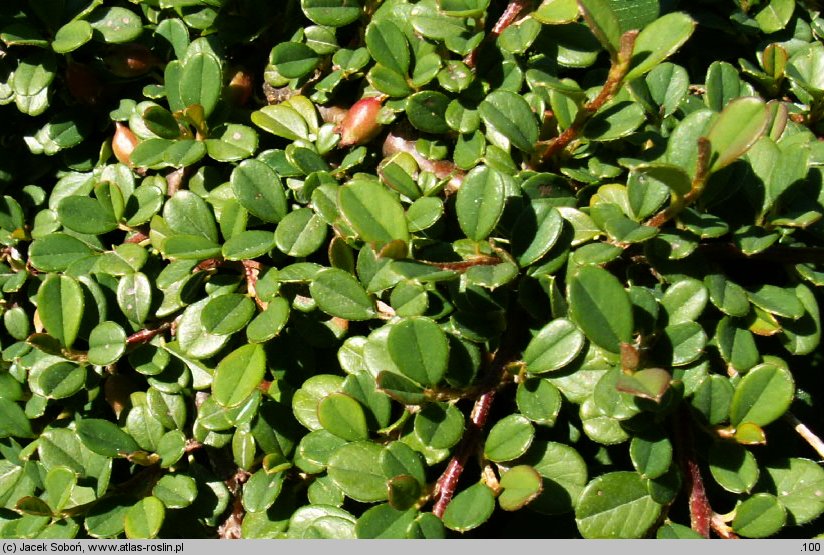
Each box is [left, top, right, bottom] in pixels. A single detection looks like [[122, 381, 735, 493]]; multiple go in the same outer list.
[[1, 0, 824, 540]]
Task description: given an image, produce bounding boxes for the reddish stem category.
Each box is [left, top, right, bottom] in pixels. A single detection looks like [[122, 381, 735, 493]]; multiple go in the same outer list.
[[433, 390, 495, 517], [675, 409, 711, 538], [126, 322, 172, 346], [465, 0, 533, 68]]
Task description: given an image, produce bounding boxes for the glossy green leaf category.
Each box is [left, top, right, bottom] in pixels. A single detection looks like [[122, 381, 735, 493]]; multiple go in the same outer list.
[[338, 179, 409, 244], [484, 414, 535, 462], [366, 20, 409, 76], [455, 165, 506, 241], [271, 42, 320, 79], [52, 20, 94, 53], [152, 474, 197, 509], [275, 208, 327, 257], [231, 159, 288, 223], [577, 0, 621, 56], [568, 265, 633, 353], [764, 458, 824, 525], [705, 97, 769, 173], [729, 362, 794, 427], [327, 441, 387, 502], [387, 317, 449, 386], [301, 0, 362, 27], [498, 465, 543, 511], [479, 90, 539, 153], [201, 294, 256, 336], [516, 378, 563, 426], [575, 471, 661, 538], [76, 419, 139, 457], [179, 52, 222, 118], [88, 7, 142, 44], [630, 434, 672, 479], [318, 393, 369, 441], [212, 344, 266, 408], [117, 272, 152, 325], [413, 403, 464, 449], [311, 268, 375, 320], [37, 274, 84, 348], [29, 233, 95, 272], [406, 91, 450, 134], [709, 441, 759, 494], [124, 497, 165, 539], [523, 318, 585, 375], [442, 483, 496, 532], [732, 493, 786, 538], [625, 12, 696, 81]]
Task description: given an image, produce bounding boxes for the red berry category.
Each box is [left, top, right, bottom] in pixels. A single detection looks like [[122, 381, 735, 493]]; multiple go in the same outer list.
[[65, 63, 103, 105], [338, 96, 384, 147], [112, 122, 139, 166], [104, 43, 158, 78]]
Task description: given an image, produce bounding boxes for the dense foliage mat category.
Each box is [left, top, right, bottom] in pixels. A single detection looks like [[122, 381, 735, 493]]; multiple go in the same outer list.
[[1, 0, 824, 540]]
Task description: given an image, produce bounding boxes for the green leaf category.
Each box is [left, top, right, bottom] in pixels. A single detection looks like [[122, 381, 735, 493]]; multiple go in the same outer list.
[[754, 0, 795, 34], [32, 361, 85, 400], [29, 233, 95, 272], [512, 203, 564, 266], [705, 97, 769, 173], [201, 294, 256, 336], [88, 7, 142, 44], [164, 190, 218, 242], [310, 268, 375, 320], [212, 344, 267, 408], [630, 434, 672, 480], [222, 230, 277, 261], [301, 0, 363, 27], [439, 0, 491, 16], [764, 458, 824, 525], [498, 465, 543, 511], [52, 20, 93, 54], [577, 0, 621, 56], [479, 90, 539, 153], [242, 469, 284, 513], [57, 196, 118, 235], [0, 399, 35, 438], [516, 378, 563, 426], [338, 179, 409, 244], [152, 474, 197, 509], [252, 105, 309, 141], [406, 91, 451, 134], [575, 471, 661, 538], [732, 493, 786, 538], [275, 208, 327, 257], [705, 274, 750, 317], [117, 272, 152, 325], [387, 317, 449, 386], [270, 42, 320, 79], [124, 497, 165, 539], [37, 274, 84, 348], [442, 483, 496, 532], [625, 12, 696, 81], [709, 442, 759, 494], [568, 265, 634, 353], [356, 504, 417, 539], [179, 52, 222, 118], [534, 0, 579, 24], [231, 159, 288, 223], [318, 393, 369, 441], [205, 124, 258, 162], [327, 441, 387, 502], [455, 165, 507, 241], [366, 20, 409, 76], [523, 318, 586, 374], [662, 278, 708, 325], [781, 284, 821, 355], [729, 362, 794, 427], [413, 403, 464, 449], [484, 414, 535, 462], [76, 418, 140, 457]]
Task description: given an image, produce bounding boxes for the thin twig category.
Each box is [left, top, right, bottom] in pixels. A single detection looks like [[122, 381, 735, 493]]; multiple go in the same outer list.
[[538, 30, 638, 163], [464, 0, 533, 68], [647, 138, 712, 228], [675, 408, 711, 538], [784, 412, 824, 460], [126, 322, 172, 346]]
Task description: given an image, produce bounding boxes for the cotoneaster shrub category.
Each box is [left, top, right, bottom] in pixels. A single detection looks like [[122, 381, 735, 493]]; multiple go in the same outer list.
[[0, 0, 823, 540]]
